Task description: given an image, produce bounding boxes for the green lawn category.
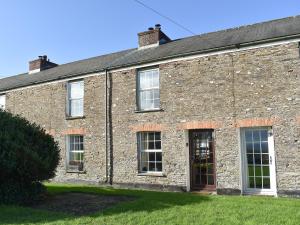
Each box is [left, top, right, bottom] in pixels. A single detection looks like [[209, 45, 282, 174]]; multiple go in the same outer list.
[[0, 183, 299, 225]]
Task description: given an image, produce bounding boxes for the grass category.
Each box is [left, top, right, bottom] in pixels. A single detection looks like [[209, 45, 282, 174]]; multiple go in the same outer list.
[[0, 183, 299, 225]]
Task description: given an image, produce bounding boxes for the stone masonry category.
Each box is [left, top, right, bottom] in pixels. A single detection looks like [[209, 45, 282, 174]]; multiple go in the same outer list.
[[6, 74, 107, 184], [3, 42, 300, 196], [109, 42, 299, 195]]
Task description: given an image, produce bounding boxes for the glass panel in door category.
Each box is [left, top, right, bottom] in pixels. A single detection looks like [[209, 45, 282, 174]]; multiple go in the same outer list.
[[244, 128, 274, 191], [190, 130, 215, 190]]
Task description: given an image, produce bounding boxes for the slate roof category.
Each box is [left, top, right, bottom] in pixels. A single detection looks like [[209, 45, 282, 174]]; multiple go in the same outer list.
[[1, 15, 300, 92]]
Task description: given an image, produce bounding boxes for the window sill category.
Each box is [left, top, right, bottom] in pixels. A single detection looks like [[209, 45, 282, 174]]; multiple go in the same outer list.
[[137, 172, 166, 177], [134, 108, 164, 113], [66, 116, 86, 120], [66, 170, 86, 174]]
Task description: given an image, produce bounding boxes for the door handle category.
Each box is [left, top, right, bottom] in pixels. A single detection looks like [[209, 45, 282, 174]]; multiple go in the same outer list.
[[270, 155, 272, 165]]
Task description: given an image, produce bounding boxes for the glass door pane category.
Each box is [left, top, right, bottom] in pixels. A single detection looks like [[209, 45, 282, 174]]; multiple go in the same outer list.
[[244, 128, 271, 190], [190, 130, 215, 190]]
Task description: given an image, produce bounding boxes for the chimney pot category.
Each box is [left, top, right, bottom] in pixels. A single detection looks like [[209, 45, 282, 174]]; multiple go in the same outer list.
[[148, 27, 154, 31], [155, 24, 161, 30]]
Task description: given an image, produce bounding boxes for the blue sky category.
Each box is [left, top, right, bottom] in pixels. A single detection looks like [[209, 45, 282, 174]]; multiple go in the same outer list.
[[0, 0, 299, 78]]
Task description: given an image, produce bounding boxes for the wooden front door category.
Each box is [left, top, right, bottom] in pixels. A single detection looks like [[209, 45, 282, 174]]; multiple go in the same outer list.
[[189, 130, 216, 191]]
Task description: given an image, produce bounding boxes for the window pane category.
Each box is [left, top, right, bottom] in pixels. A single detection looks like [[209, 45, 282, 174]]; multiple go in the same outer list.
[[253, 142, 260, 153], [155, 141, 161, 150], [148, 132, 155, 141], [247, 154, 254, 164], [207, 164, 214, 174], [255, 166, 262, 176], [149, 152, 155, 161], [261, 142, 268, 153], [260, 130, 268, 142], [154, 98, 160, 109], [207, 175, 214, 185], [139, 72, 148, 89], [70, 81, 84, 98], [248, 165, 254, 176], [263, 177, 270, 189], [253, 131, 260, 141], [71, 99, 83, 117], [249, 177, 255, 188], [254, 154, 261, 164], [156, 162, 162, 172], [145, 90, 152, 100], [262, 166, 270, 176], [152, 70, 159, 87], [149, 162, 156, 171], [148, 141, 155, 149], [262, 154, 269, 165], [141, 152, 148, 162], [255, 177, 262, 189], [155, 132, 161, 141], [156, 152, 162, 162], [246, 143, 253, 154], [245, 130, 252, 142], [141, 161, 148, 172]]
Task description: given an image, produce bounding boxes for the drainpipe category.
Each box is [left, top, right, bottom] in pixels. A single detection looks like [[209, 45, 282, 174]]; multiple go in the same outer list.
[[105, 68, 108, 183]]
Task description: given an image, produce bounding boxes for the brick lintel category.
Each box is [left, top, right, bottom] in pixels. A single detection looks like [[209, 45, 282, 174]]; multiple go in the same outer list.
[[62, 128, 86, 135], [177, 121, 222, 130], [130, 123, 167, 132], [235, 117, 279, 128]]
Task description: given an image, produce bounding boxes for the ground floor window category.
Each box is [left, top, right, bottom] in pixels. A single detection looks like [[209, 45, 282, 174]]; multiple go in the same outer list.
[[137, 132, 162, 173], [67, 135, 84, 171]]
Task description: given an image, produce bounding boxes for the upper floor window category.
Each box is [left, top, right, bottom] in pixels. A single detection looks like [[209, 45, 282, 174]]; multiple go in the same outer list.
[[0, 94, 5, 110], [67, 80, 84, 117], [137, 68, 160, 111]]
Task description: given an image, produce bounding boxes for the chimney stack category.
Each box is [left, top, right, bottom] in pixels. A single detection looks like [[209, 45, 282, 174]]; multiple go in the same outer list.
[[29, 55, 58, 74], [138, 24, 171, 49]]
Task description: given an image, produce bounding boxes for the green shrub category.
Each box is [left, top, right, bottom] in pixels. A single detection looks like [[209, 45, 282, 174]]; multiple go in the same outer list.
[[0, 110, 60, 204]]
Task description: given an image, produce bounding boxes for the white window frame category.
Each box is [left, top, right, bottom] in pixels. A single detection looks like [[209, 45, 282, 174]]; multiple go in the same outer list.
[[137, 132, 162, 173], [0, 94, 6, 110], [137, 68, 160, 111], [67, 80, 84, 117], [66, 135, 84, 171]]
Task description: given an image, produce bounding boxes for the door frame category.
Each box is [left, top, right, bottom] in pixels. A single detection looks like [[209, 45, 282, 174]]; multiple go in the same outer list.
[[189, 129, 216, 191], [240, 127, 277, 196]]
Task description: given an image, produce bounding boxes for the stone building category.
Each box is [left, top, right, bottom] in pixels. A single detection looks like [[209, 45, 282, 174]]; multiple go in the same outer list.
[[0, 16, 299, 197]]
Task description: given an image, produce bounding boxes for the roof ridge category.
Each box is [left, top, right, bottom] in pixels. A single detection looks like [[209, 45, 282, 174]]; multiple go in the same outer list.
[[173, 15, 300, 42], [52, 48, 136, 69]]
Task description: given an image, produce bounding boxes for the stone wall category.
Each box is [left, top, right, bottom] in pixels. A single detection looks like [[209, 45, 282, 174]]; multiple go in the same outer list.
[[5, 75, 107, 184], [4, 42, 300, 195], [110, 42, 299, 194]]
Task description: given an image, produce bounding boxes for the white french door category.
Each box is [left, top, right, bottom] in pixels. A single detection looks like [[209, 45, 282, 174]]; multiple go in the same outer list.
[[241, 127, 277, 195]]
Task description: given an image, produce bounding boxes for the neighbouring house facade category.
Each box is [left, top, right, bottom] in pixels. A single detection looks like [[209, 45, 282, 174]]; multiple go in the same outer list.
[[0, 16, 299, 197]]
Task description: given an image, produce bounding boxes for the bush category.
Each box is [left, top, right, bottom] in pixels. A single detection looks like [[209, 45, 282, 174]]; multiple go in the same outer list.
[[0, 110, 60, 204]]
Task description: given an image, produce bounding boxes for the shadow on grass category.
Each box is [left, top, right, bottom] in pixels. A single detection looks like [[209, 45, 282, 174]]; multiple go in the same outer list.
[[0, 184, 211, 224]]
